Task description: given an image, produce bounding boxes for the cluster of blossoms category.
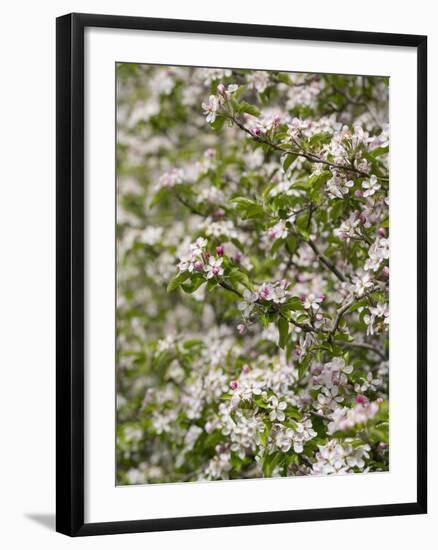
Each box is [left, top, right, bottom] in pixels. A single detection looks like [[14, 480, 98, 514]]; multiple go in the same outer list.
[[158, 167, 184, 189], [177, 237, 210, 274], [311, 440, 371, 476], [328, 401, 380, 434], [116, 63, 389, 485], [365, 236, 389, 272], [364, 303, 389, 336]]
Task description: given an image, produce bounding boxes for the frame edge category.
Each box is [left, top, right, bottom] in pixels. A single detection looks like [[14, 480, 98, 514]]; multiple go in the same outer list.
[[56, 12, 428, 536], [56, 12, 86, 537]]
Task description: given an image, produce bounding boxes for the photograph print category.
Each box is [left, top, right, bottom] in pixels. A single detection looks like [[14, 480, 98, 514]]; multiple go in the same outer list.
[[115, 63, 390, 485]]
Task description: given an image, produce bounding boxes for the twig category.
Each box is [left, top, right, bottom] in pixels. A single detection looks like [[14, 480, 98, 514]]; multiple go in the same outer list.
[[311, 410, 330, 421], [219, 281, 243, 299], [335, 340, 387, 361], [228, 115, 389, 182], [330, 296, 356, 336], [330, 288, 375, 337], [306, 239, 346, 283], [331, 86, 380, 126], [175, 194, 205, 217], [288, 316, 315, 333]]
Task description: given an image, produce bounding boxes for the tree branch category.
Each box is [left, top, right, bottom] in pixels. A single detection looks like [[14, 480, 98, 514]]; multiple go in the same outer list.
[[306, 239, 347, 283], [228, 115, 388, 182], [330, 296, 356, 336], [219, 281, 243, 299], [175, 194, 205, 217], [330, 288, 375, 338], [335, 340, 387, 361]]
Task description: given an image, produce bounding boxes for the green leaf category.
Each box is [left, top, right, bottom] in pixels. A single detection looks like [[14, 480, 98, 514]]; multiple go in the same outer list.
[[210, 116, 225, 131], [370, 145, 389, 158], [295, 313, 308, 323], [286, 235, 297, 254], [259, 421, 270, 449], [284, 297, 304, 311], [347, 299, 367, 313], [182, 339, 203, 349], [228, 268, 254, 290], [262, 451, 283, 478], [237, 101, 261, 117], [149, 188, 168, 208], [271, 238, 285, 256], [298, 227, 310, 240], [275, 72, 291, 85], [297, 353, 312, 379], [181, 277, 205, 294], [233, 85, 247, 100], [282, 154, 295, 173], [307, 132, 332, 148], [278, 318, 289, 349], [206, 279, 218, 292], [308, 171, 331, 202], [166, 271, 190, 292], [369, 425, 389, 444], [231, 197, 265, 219], [286, 407, 301, 421], [260, 314, 270, 328]]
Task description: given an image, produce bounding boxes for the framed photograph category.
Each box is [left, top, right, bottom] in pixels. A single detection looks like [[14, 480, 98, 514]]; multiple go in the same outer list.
[[56, 12, 427, 536]]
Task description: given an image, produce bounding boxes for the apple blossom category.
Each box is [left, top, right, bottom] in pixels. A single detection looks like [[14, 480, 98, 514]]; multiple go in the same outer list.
[[116, 63, 389, 484], [202, 94, 219, 123]]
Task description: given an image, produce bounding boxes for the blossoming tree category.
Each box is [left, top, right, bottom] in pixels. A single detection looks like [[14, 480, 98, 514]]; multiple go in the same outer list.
[[116, 64, 389, 484]]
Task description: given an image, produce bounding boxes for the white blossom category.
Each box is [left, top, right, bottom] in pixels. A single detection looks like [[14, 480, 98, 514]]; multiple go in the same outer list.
[[362, 175, 381, 197], [202, 95, 219, 123]]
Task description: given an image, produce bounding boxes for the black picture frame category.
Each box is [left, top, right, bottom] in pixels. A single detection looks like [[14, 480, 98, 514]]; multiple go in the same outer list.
[[56, 12, 427, 537]]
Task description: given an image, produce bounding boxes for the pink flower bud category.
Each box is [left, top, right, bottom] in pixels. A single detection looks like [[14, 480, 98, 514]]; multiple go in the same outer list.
[[355, 190, 363, 198], [299, 294, 306, 302], [204, 251, 211, 259], [230, 380, 239, 390], [378, 227, 386, 237], [254, 127, 261, 137], [237, 324, 246, 335], [297, 274, 306, 283], [205, 148, 215, 158], [194, 261, 204, 272], [267, 228, 277, 240], [242, 365, 250, 374], [355, 210, 366, 224], [356, 394, 367, 404], [315, 313, 323, 322], [216, 245, 224, 256], [212, 208, 225, 219], [383, 266, 389, 277], [260, 287, 270, 299], [233, 254, 242, 265], [320, 295, 326, 302], [217, 83, 225, 95]]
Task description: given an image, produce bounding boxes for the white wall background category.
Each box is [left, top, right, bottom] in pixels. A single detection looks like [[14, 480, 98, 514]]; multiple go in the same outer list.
[[0, 1, 434, 548]]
